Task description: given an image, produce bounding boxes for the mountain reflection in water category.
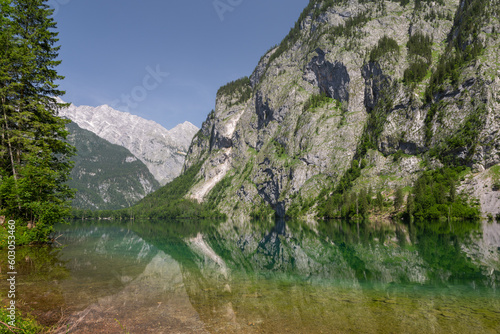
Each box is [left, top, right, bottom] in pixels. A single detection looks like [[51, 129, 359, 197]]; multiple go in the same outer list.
[[1, 218, 499, 333]]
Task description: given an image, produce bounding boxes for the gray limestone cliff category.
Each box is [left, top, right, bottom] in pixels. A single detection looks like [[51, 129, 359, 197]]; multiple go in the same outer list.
[[183, 0, 500, 219]]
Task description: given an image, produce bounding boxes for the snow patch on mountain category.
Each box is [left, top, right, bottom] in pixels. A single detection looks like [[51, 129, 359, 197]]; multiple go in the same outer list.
[[58, 100, 199, 185]]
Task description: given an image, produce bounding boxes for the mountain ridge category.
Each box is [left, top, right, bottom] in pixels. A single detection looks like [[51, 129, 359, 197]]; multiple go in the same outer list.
[[58, 100, 199, 185], [66, 122, 160, 210], [129, 0, 500, 221]]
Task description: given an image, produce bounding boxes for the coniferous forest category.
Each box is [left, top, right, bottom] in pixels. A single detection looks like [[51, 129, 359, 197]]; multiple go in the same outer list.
[[0, 0, 74, 245]]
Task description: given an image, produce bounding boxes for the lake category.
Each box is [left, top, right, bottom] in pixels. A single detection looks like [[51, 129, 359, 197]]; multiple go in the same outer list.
[[1, 218, 499, 333]]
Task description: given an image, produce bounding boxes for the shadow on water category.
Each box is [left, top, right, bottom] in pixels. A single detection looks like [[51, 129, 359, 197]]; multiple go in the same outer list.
[[255, 218, 287, 270]]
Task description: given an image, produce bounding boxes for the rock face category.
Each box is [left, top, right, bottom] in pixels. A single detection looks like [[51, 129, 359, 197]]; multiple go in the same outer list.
[[66, 122, 160, 210], [184, 0, 500, 218], [361, 62, 389, 112], [304, 48, 350, 103], [59, 101, 199, 185]]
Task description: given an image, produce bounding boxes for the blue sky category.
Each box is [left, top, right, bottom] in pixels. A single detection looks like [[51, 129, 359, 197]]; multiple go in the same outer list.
[[51, 0, 309, 129]]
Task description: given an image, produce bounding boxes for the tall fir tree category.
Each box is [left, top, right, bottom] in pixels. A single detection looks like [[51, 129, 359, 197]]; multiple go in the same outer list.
[[394, 187, 404, 212], [0, 0, 74, 244]]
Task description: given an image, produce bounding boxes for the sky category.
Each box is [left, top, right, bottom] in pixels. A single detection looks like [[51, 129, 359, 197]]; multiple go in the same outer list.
[[50, 0, 309, 130]]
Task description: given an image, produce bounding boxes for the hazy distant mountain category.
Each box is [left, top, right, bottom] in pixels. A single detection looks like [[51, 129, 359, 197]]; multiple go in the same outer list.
[[66, 122, 160, 210], [59, 101, 199, 185]]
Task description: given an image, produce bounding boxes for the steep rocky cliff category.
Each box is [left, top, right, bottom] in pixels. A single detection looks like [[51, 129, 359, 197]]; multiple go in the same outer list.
[[184, 0, 500, 219], [59, 101, 199, 185]]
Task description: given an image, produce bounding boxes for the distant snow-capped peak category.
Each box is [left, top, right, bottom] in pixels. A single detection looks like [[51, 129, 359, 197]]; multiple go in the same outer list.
[[58, 100, 199, 185]]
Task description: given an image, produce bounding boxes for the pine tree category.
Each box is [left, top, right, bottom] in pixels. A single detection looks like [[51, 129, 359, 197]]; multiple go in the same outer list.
[[359, 187, 368, 217], [406, 194, 415, 217], [0, 0, 14, 176], [0, 0, 74, 244], [394, 187, 404, 211], [449, 180, 456, 202], [376, 191, 384, 211], [367, 185, 374, 205]]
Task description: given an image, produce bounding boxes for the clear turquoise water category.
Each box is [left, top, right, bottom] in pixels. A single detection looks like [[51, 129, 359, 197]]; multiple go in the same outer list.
[[1, 219, 499, 333]]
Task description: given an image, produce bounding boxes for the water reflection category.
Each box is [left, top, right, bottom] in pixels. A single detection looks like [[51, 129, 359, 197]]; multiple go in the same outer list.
[[0, 218, 499, 333], [0, 246, 70, 326]]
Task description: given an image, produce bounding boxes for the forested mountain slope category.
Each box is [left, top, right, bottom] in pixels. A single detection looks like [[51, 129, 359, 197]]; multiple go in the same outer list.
[[67, 122, 159, 210]]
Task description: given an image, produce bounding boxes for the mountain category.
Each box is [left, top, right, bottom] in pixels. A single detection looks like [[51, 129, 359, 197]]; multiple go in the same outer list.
[[59, 101, 199, 185], [132, 0, 500, 220], [66, 122, 160, 210]]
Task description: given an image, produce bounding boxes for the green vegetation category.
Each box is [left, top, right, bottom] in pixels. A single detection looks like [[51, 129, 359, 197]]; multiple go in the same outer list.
[[286, 193, 316, 218], [204, 174, 233, 212], [315, 160, 367, 219], [0, 0, 74, 245], [412, 219, 484, 284], [425, 0, 486, 101], [424, 9, 452, 22], [493, 181, 500, 192], [272, 139, 287, 159], [492, 165, 500, 191], [66, 122, 160, 210], [407, 167, 480, 221], [393, 149, 404, 162], [128, 161, 206, 218], [404, 32, 433, 85], [394, 187, 404, 211], [403, 60, 430, 84], [319, 0, 336, 12], [0, 308, 45, 333], [369, 36, 399, 62], [217, 77, 252, 107], [71, 161, 226, 220], [316, 173, 403, 221], [312, 165, 480, 222], [407, 33, 433, 63], [250, 200, 275, 220], [328, 11, 370, 42], [357, 85, 396, 157], [415, 0, 445, 10], [303, 92, 340, 112], [392, 0, 410, 6], [429, 103, 486, 166]]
